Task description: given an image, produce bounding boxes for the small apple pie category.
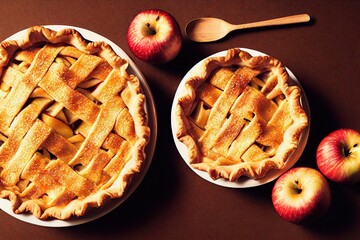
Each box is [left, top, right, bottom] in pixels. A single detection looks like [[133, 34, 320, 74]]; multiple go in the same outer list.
[[175, 48, 308, 181], [0, 26, 150, 220]]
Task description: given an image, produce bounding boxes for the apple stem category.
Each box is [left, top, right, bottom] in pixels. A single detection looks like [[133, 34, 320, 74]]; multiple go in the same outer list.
[[343, 146, 351, 157], [294, 180, 302, 194], [145, 23, 156, 35], [341, 142, 359, 157]]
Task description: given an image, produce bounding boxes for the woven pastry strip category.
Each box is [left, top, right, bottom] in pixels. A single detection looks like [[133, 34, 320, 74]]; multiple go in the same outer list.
[[176, 48, 308, 181], [0, 26, 150, 220], [0, 45, 63, 135]]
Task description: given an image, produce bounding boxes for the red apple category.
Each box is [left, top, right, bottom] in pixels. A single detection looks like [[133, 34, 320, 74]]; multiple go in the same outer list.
[[126, 9, 182, 64], [272, 167, 331, 224], [316, 128, 360, 183]]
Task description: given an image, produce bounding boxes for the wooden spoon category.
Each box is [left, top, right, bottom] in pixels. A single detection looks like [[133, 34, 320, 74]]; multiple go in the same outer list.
[[186, 14, 310, 42]]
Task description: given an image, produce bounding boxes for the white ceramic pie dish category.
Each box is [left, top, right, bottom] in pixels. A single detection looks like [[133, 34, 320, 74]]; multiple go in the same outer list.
[[0, 25, 157, 227], [171, 48, 310, 188]]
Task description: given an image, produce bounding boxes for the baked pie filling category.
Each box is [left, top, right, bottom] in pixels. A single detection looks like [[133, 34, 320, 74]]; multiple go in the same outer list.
[[0, 26, 150, 220], [176, 48, 308, 181]]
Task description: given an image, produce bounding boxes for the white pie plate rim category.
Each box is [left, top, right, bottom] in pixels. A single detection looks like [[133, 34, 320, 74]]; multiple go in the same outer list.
[[171, 48, 310, 188], [0, 25, 157, 227]]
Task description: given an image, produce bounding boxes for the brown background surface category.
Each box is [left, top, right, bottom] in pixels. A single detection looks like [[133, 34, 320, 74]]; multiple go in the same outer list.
[[0, 0, 359, 239]]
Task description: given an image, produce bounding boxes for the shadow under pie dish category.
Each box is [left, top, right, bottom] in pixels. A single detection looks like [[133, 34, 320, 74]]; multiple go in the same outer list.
[[174, 48, 309, 184], [0, 26, 152, 221]]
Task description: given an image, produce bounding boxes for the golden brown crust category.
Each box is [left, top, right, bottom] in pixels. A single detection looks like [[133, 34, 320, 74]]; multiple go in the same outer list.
[[0, 26, 128, 70], [0, 26, 150, 220], [176, 48, 308, 181]]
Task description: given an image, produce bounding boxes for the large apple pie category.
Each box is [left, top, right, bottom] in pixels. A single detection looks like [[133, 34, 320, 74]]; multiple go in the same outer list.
[[0, 26, 150, 220], [175, 48, 308, 181]]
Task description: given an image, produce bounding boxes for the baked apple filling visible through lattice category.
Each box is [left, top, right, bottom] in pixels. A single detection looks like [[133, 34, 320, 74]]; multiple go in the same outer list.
[[176, 48, 308, 181], [0, 26, 150, 220]]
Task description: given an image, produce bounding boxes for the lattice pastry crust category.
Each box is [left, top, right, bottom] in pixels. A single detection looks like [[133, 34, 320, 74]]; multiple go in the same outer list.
[[176, 48, 308, 181], [0, 26, 150, 219]]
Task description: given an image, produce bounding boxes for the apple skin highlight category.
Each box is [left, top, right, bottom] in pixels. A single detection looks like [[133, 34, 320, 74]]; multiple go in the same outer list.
[[272, 167, 331, 224], [127, 9, 183, 64], [316, 128, 360, 183]]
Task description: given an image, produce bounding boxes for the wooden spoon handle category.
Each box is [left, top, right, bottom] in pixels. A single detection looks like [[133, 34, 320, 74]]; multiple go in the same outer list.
[[232, 14, 311, 31]]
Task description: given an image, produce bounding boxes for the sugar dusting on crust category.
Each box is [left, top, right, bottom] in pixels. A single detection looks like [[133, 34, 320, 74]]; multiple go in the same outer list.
[[176, 48, 308, 181]]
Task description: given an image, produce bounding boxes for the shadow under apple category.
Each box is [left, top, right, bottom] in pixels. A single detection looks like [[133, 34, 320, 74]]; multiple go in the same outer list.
[[291, 79, 359, 233], [156, 37, 215, 77], [303, 182, 358, 236]]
